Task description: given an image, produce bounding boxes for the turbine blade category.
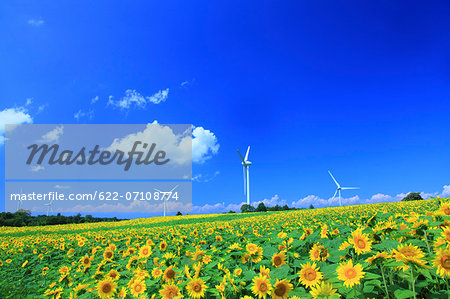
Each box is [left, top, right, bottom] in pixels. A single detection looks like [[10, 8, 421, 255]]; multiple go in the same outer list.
[[245, 146, 250, 161], [237, 150, 246, 163], [328, 170, 340, 188], [331, 189, 338, 201], [341, 187, 360, 190]]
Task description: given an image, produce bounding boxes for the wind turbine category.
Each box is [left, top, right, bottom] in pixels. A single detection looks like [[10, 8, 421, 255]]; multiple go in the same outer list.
[[16, 188, 23, 211], [238, 146, 252, 205], [328, 170, 359, 207], [154, 185, 179, 217], [44, 200, 53, 216]]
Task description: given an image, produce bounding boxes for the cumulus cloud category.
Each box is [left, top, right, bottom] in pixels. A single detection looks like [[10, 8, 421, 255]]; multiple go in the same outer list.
[[253, 194, 287, 207], [0, 107, 33, 145], [37, 104, 48, 114], [107, 89, 169, 111], [192, 201, 245, 214], [105, 123, 192, 165], [28, 18, 44, 26], [192, 127, 220, 163], [442, 185, 450, 197], [38, 125, 64, 143]]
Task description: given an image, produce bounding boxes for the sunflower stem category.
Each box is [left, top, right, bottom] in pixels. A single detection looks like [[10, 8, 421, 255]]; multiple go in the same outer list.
[[380, 265, 389, 299], [353, 285, 358, 299], [424, 230, 431, 254], [410, 267, 416, 299]]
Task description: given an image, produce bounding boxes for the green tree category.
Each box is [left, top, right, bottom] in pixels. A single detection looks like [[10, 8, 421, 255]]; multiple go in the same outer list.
[[401, 192, 423, 202], [256, 202, 267, 212], [176, 211, 183, 216], [241, 204, 255, 213]]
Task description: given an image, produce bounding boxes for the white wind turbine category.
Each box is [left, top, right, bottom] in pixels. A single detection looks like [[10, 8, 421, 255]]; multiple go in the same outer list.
[[154, 185, 179, 217], [238, 146, 252, 205], [328, 170, 359, 207], [16, 188, 23, 211], [44, 200, 54, 216]]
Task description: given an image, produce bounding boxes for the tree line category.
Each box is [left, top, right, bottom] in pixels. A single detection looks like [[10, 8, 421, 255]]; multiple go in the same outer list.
[[240, 202, 313, 213], [0, 210, 126, 227]]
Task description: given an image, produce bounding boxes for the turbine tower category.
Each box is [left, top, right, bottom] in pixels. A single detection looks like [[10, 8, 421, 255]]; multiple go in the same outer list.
[[44, 200, 53, 216], [238, 146, 252, 205], [328, 170, 359, 207], [16, 189, 23, 211], [154, 185, 178, 217]]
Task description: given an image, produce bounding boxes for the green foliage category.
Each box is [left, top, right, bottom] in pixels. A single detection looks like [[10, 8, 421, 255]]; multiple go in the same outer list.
[[0, 212, 126, 227], [401, 192, 424, 201]]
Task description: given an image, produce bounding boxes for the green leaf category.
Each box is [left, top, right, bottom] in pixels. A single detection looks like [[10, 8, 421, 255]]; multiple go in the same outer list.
[[394, 289, 416, 299]]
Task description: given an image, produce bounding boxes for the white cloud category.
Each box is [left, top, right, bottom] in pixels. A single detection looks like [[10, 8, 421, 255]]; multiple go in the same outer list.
[[28, 18, 44, 26], [147, 88, 169, 104], [442, 185, 450, 197], [180, 79, 195, 88], [90, 96, 99, 105], [0, 107, 33, 145], [105, 123, 192, 165], [253, 194, 287, 207], [74, 109, 94, 121], [107, 89, 169, 111], [37, 104, 48, 114], [192, 126, 220, 163], [30, 165, 45, 172], [25, 98, 33, 106], [38, 125, 64, 143], [54, 185, 71, 189], [192, 201, 245, 214], [192, 171, 220, 183]]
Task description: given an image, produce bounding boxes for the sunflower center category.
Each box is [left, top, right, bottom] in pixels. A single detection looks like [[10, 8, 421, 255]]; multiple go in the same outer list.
[[167, 269, 175, 278], [259, 282, 268, 292], [102, 283, 111, 293], [274, 256, 282, 266], [106, 252, 112, 258], [274, 283, 286, 296], [345, 268, 357, 279], [193, 283, 201, 292], [441, 256, 450, 269], [134, 284, 141, 292], [306, 269, 317, 281], [356, 239, 366, 249]]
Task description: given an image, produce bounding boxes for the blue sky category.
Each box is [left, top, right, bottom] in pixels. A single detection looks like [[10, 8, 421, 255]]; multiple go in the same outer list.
[[1, 1, 450, 216]]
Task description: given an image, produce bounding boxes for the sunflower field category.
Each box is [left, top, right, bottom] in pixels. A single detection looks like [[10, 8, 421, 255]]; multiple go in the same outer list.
[[1, 197, 450, 299]]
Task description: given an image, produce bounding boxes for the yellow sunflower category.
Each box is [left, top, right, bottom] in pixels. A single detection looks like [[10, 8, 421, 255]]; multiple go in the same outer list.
[[365, 252, 389, 265], [434, 248, 450, 277], [152, 267, 163, 279], [247, 243, 259, 255], [139, 245, 152, 259], [310, 281, 340, 298], [129, 279, 146, 298], [81, 255, 91, 268], [186, 278, 208, 298], [392, 244, 427, 271], [442, 227, 450, 243], [336, 259, 365, 288], [103, 249, 114, 260], [159, 241, 168, 251], [251, 275, 272, 299], [348, 228, 372, 255], [272, 279, 293, 299], [272, 251, 287, 268], [163, 266, 177, 283], [298, 262, 323, 288], [259, 265, 270, 277], [309, 244, 329, 262], [159, 283, 182, 299], [107, 269, 120, 280], [97, 278, 117, 299]]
